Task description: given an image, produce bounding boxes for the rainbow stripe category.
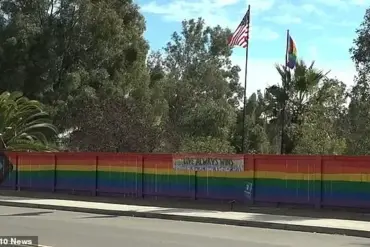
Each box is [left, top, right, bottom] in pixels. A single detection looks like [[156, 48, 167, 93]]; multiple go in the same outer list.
[[1, 153, 370, 208], [287, 34, 297, 69]]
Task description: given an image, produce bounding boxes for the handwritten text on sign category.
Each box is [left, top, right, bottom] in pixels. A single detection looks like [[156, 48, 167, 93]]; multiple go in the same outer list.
[[173, 157, 244, 172]]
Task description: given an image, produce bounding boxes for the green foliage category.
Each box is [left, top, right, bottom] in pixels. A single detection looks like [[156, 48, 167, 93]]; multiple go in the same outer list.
[[0, 1, 370, 155], [264, 60, 329, 154], [0, 0, 148, 129], [179, 136, 235, 153], [0, 91, 57, 151], [293, 78, 348, 154], [63, 93, 164, 152], [347, 8, 370, 155], [151, 18, 241, 152], [231, 92, 271, 154]]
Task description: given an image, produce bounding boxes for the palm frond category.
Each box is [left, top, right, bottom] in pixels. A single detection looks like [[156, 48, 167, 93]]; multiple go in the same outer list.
[[0, 91, 58, 151]]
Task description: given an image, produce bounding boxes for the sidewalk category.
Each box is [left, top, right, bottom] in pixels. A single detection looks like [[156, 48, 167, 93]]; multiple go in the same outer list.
[[0, 196, 369, 238]]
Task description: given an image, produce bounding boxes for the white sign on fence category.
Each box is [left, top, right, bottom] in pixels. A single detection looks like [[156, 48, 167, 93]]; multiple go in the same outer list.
[[173, 157, 244, 172]]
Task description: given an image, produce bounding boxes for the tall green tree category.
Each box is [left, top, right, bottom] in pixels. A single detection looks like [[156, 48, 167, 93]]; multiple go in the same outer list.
[[350, 8, 370, 72], [346, 7, 370, 155], [293, 78, 347, 154], [265, 60, 328, 154], [0, 0, 150, 142], [0, 0, 148, 103], [344, 74, 370, 154], [0, 0, 159, 151], [155, 18, 243, 152], [232, 91, 271, 154]]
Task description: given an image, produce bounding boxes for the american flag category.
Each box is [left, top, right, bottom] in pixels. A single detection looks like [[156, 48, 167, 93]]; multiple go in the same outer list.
[[228, 9, 250, 48]]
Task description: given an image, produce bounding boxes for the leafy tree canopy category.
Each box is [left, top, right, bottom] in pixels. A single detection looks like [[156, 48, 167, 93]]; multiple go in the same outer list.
[[0, 1, 370, 155]]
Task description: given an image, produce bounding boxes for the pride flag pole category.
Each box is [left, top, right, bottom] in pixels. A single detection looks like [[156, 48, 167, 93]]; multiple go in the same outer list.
[[280, 29, 289, 154]]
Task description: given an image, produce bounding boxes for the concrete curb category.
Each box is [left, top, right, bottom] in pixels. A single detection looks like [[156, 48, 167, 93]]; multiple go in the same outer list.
[[0, 200, 369, 238]]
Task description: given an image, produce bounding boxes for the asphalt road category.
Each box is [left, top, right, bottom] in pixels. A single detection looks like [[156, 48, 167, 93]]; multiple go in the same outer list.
[[0, 206, 369, 247]]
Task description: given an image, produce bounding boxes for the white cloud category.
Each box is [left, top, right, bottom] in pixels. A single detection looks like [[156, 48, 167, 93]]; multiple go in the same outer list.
[[277, 2, 326, 17], [312, 0, 347, 8], [257, 2, 327, 27], [263, 14, 301, 25], [312, 0, 368, 8], [332, 20, 358, 28], [140, 0, 242, 28], [319, 60, 356, 86], [306, 24, 324, 30], [307, 46, 319, 61], [327, 36, 354, 47], [230, 55, 281, 96], [301, 4, 326, 16], [140, 1, 204, 22], [350, 0, 370, 6], [246, 0, 276, 13], [140, 0, 279, 24], [141, 0, 279, 40], [250, 26, 279, 40], [214, 0, 241, 7]]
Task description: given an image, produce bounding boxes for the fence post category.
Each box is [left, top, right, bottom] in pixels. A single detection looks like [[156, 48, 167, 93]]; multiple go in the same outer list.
[[194, 170, 197, 200], [94, 155, 98, 196], [52, 154, 57, 192], [315, 156, 323, 209], [251, 155, 255, 204], [140, 155, 144, 198], [17, 154, 21, 191], [138, 155, 144, 198], [13, 154, 17, 191]]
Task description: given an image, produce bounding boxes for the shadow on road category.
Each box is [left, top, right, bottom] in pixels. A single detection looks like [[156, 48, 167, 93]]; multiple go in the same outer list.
[[0, 211, 53, 217]]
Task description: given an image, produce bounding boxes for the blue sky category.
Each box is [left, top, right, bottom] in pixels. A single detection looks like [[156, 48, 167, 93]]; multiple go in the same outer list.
[[135, 0, 367, 95]]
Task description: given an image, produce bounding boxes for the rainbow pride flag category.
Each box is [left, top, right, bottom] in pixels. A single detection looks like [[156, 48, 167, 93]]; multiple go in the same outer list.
[[286, 35, 297, 69]]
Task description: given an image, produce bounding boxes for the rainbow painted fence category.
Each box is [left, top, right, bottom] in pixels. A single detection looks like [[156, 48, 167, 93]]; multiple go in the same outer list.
[[1, 152, 370, 208]]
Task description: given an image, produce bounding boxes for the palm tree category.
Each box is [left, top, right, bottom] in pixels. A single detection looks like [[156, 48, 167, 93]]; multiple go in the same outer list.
[[265, 60, 329, 154], [0, 91, 58, 151]]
